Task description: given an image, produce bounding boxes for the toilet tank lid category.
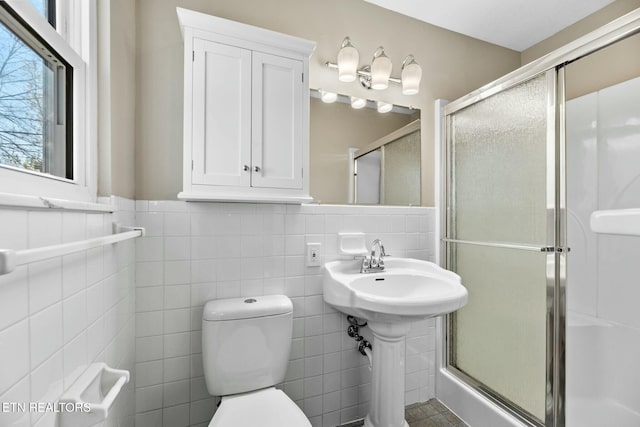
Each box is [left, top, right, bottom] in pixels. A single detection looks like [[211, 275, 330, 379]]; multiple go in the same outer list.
[[203, 295, 293, 321]]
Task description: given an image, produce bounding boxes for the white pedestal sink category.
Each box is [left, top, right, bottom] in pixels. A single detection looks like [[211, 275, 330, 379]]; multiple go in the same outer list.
[[323, 257, 468, 427]]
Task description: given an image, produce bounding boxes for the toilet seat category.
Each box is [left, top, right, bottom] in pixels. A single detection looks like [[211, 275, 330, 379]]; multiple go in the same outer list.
[[209, 387, 311, 427]]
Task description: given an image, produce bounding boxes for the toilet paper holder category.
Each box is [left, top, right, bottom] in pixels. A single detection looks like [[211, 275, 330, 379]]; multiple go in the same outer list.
[[59, 363, 130, 427]]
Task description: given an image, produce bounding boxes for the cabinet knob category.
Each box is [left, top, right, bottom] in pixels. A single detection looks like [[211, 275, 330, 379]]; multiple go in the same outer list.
[[254, 166, 261, 172], [243, 165, 250, 172]]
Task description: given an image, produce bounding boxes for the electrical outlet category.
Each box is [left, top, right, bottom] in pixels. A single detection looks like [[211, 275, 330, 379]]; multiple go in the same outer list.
[[306, 242, 322, 267]]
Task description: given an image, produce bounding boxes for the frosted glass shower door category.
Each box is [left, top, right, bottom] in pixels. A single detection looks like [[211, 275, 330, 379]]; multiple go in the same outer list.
[[445, 72, 556, 424]]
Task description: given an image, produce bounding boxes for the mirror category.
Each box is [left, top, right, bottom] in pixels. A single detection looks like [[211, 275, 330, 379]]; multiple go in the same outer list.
[[309, 90, 421, 205], [355, 120, 420, 205]]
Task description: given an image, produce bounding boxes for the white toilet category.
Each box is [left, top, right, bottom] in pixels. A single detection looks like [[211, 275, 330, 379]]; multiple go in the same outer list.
[[202, 295, 312, 427]]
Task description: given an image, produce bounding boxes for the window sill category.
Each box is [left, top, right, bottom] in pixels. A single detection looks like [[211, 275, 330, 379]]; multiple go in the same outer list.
[[0, 192, 113, 213]]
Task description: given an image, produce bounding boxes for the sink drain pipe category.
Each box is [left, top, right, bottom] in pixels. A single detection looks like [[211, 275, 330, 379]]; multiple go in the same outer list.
[[361, 344, 373, 370], [346, 316, 373, 369]]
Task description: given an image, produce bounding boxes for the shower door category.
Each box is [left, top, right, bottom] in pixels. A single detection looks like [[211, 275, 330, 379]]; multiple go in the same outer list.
[[444, 70, 565, 426]]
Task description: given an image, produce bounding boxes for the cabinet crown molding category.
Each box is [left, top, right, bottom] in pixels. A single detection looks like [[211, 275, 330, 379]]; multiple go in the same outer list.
[[177, 7, 316, 57]]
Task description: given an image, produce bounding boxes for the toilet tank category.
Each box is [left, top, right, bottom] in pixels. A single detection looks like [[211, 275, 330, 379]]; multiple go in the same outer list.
[[202, 295, 293, 396]]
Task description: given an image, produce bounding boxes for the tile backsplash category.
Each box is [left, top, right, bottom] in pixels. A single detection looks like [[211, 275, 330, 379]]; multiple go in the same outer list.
[[133, 201, 437, 427], [0, 197, 136, 427], [0, 198, 437, 427]]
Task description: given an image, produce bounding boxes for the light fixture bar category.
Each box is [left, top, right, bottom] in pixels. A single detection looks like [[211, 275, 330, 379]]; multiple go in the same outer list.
[[326, 62, 402, 84]]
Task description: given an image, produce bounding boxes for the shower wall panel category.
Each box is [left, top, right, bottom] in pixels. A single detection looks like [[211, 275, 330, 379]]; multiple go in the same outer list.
[[566, 74, 640, 426]]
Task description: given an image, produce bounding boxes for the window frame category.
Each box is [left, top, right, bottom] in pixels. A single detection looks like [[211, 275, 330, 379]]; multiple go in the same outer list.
[[0, 0, 96, 202]]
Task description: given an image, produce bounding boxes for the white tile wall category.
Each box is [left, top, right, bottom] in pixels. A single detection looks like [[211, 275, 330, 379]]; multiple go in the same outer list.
[[0, 197, 137, 427], [134, 202, 437, 427]]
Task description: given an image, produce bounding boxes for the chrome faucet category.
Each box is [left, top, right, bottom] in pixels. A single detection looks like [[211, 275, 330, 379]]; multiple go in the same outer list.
[[360, 239, 386, 273]]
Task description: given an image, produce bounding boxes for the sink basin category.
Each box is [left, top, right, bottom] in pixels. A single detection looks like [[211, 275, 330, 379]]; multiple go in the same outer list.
[[323, 257, 468, 323]]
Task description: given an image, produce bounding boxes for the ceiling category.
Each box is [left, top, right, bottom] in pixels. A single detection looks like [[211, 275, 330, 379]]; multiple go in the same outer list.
[[364, 0, 617, 51]]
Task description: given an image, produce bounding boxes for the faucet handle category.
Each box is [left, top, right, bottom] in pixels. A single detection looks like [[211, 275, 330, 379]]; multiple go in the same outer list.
[[360, 256, 372, 273]]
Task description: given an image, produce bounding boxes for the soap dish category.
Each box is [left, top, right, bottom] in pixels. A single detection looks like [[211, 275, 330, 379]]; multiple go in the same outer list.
[[338, 232, 368, 256], [59, 363, 130, 427]]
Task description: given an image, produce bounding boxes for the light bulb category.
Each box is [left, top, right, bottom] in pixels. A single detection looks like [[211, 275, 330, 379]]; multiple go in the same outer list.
[[401, 55, 422, 95], [370, 47, 392, 90], [319, 90, 338, 103], [377, 101, 393, 113], [351, 96, 366, 109], [337, 37, 359, 83]]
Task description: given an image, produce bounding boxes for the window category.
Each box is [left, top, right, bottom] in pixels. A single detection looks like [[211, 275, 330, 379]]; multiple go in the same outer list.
[[0, 0, 94, 201], [28, 0, 56, 26], [0, 6, 71, 178]]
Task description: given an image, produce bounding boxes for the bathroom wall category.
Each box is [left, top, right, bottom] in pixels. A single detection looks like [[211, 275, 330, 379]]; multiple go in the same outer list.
[[97, 0, 137, 198], [133, 201, 437, 427], [0, 197, 137, 427], [521, 0, 640, 64], [134, 0, 522, 204], [520, 0, 640, 100]]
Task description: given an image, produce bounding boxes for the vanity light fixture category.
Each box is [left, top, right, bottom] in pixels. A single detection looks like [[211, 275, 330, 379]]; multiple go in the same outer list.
[[327, 37, 422, 94], [377, 101, 393, 113], [351, 96, 367, 109], [319, 89, 338, 103]]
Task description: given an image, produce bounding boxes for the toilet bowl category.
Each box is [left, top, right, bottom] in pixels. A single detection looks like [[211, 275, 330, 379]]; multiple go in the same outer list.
[[209, 387, 309, 427], [202, 295, 311, 427]]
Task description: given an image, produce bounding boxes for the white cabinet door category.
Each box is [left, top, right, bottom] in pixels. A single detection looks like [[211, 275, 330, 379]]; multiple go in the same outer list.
[[251, 52, 304, 189], [192, 39, 251, 187]]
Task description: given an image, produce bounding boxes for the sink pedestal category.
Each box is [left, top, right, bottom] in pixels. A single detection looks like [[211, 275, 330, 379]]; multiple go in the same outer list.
[[364, 321, 412, 427]]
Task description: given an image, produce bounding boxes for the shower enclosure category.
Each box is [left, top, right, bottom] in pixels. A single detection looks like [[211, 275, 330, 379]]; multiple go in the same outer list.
[[438, 9, 640, 427]]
